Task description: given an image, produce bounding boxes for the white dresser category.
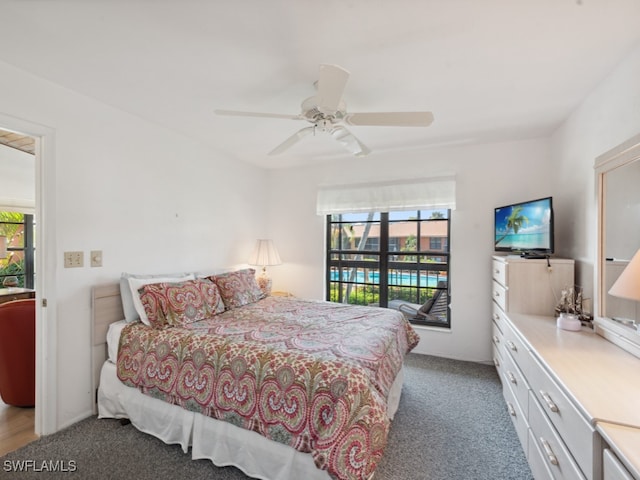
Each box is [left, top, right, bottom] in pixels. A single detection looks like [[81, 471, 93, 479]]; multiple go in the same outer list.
[[491, 255, 640, 480], [491, 255, 575, 316]]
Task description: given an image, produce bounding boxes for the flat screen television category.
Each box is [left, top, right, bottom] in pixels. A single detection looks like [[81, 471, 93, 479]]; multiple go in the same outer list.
[[494, 196, 554, 256]]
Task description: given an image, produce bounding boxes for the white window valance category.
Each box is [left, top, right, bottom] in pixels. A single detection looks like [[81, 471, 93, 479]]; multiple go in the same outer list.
[[316, 175, 456, 215], [0, 198, 35, 215]]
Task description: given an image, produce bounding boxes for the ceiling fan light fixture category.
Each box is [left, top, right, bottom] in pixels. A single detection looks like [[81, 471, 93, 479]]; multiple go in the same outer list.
[[331, 126, 370, 157], [215, 63, 433, 157]]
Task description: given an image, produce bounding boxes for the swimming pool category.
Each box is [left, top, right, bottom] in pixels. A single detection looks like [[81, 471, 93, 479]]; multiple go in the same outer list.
[[330, 269, 445, 287]]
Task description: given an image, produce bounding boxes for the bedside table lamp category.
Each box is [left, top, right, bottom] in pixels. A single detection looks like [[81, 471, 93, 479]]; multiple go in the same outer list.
[[608, 248, 640, 329], [248, 239, 282, 295]]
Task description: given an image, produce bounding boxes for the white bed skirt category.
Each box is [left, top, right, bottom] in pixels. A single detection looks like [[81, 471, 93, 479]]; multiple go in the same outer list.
[[97, 361, 403, 480]]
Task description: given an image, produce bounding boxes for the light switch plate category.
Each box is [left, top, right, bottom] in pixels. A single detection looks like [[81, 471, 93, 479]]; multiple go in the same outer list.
[[90, 250, 103, 267], [64, 251, 83, 268]]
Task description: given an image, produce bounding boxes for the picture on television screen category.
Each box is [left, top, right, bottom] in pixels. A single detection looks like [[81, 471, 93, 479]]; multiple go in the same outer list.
[[494, 197, 554, 253]]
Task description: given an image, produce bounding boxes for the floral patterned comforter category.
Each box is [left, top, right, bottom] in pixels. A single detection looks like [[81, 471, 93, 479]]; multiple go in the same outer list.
[[117, 296, 419, 480]]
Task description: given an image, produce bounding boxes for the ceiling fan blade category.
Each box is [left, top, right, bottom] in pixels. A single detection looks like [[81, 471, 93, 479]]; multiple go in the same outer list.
[[330, 125, 371, 157], [268, 126, 315, 155], [343, 111, 434, 127], [215, 109, 302, 121], [316, 64, 350, 114]]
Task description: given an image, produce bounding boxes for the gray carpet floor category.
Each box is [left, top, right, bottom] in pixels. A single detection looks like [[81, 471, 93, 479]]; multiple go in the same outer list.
[[0, 353, 533, 479]]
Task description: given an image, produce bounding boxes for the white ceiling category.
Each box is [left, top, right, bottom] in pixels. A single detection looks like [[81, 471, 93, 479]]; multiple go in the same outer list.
[[1, 0, 640, 169]]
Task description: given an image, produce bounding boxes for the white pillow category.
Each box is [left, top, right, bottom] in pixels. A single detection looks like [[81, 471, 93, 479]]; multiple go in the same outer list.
[[120, 272, 194, 323], [106, 320, 128, 363]]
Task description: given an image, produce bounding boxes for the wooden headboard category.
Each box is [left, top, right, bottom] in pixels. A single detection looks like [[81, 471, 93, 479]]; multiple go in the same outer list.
[[91, 283, 124, 413]]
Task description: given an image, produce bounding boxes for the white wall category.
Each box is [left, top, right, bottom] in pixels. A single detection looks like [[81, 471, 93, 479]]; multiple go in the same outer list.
[[267, 41, 640, 365], [550, 42, 640, 306], [0, 60, 268, 430], [267, 138, 553, 363]]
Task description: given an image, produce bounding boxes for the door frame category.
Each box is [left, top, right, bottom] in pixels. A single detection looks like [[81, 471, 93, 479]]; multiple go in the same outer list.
[[0, 112, 57, 435]]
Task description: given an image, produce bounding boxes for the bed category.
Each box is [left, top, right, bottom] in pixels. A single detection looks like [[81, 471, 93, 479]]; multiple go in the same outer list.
[[92, 269, 419, 480]]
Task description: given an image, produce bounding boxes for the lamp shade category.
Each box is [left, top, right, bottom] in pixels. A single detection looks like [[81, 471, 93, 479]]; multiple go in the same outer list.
[[248, 239, 282, 267], [0, 236, 6, 259], [609, 248, 640, 302]]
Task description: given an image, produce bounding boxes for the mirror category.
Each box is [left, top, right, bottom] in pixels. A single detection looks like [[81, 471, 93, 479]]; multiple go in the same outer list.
[[595, 132, 640, 358]]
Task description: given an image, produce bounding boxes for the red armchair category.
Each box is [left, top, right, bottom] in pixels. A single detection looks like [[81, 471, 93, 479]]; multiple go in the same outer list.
[[0, 299, 35, 407]]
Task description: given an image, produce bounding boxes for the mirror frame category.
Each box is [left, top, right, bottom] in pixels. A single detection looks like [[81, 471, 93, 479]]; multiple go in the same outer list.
[[594, 131, 640, 359]]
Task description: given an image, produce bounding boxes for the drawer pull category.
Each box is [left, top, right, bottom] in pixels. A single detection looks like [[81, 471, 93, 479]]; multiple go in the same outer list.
[[507, 371, 517, 385], [540, 437, 559, 466], [540, 391, 559, 413], [493, 357, 500, 368], [493, 291, 501, 297], [492, 335, 500, 344], [507, 402, 516, 417], [493, 313, 499, 321], [506, 340, 517, 352]]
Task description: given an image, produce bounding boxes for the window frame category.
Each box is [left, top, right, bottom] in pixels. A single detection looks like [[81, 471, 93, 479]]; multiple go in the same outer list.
[[326, 210, 451, 328], [0, 213, 35, 289]]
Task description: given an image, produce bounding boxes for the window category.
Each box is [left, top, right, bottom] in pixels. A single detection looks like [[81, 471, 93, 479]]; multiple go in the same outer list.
[[0, 212, 35, 289], [326, 209, 450, 327]]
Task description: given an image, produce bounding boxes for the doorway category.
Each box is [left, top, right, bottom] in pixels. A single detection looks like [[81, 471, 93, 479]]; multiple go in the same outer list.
[[0, 113, 57, 443], [0, 129, 37, 452]]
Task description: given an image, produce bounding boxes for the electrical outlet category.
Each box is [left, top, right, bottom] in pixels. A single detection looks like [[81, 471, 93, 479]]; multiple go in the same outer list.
[[64, 251, 83, 268], [90, 250, 103, 267]]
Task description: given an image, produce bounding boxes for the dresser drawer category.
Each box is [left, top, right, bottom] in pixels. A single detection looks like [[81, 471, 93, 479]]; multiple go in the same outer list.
[[493, 344, 503, 380], [492, 308, 506, 376], [528, 428, 556, 480], [492, 319, 504, 351], [492, 301, 507, 335], [492, 280, 508, 311], [492, 258, 507, 285], [603, 449, 634, 480], [528, 355, 598, 480], [502, 319, 533, 380], [501, 342, 530, 411], [529, 391, 586, 480], [503, 374, 528, 453], [492, 318, 504, 370]]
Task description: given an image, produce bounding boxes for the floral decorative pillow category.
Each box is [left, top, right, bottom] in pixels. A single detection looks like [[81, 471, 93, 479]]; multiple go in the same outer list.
[[138, 278, 225, 328], [124, 272, 195, 324], [210, 268, 265, 310]]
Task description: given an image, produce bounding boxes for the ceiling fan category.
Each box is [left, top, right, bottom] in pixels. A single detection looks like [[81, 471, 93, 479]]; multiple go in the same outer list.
[[215, 64, 434, 157]]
